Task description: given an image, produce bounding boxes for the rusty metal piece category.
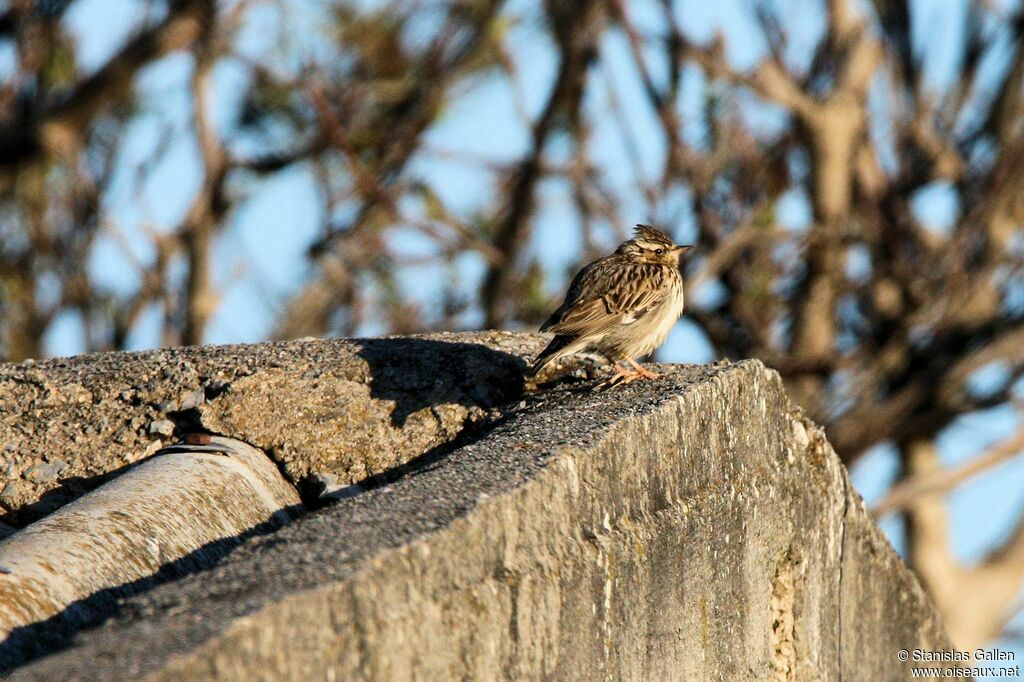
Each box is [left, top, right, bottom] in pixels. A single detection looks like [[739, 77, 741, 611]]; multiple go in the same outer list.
[[184, 432, 212, 446]]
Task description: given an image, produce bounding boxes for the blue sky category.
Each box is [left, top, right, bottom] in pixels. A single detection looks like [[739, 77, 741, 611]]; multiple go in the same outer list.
[[20, 0, 1024, 667]]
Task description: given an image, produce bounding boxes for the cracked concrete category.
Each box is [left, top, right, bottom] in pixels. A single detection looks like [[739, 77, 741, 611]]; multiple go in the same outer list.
[[4, 356, 955, 680], [0, 332, 544, 526]]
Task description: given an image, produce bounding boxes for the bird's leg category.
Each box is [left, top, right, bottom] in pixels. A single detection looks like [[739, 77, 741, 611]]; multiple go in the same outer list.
[[603, 361, 640, 388], [626, 357, 660, 380]]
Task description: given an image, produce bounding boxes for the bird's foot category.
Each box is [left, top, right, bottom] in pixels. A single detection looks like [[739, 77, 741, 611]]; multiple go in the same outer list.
[[599, 362, 640, 388], [626, 358, 660, 380]]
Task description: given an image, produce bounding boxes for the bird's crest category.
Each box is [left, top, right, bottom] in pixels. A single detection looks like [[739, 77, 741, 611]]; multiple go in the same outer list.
[[632, 224, 675, 249]]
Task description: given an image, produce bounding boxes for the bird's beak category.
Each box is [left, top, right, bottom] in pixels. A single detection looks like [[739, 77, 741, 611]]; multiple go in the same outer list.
[[675, 244, 694, 254]]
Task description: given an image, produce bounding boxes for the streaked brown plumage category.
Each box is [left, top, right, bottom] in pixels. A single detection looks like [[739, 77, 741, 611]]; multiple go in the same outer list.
[[532, 225, 693, 384]]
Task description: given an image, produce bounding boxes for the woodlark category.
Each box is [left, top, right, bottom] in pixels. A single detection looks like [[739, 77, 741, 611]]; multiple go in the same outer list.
[[532, 225, 693, 385]]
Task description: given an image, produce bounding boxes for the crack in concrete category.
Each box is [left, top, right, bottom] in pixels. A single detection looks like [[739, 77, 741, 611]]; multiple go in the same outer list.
[[836, 463, 851, 682]]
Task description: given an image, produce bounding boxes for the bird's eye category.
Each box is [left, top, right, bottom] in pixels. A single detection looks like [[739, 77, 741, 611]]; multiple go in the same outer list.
[[655, 248, 664, 255]]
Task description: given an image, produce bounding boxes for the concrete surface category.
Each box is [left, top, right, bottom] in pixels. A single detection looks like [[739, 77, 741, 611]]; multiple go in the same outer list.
[[6, 358, 956, 680], [0, 437, 300, 666], [0, 332, 544, 526]]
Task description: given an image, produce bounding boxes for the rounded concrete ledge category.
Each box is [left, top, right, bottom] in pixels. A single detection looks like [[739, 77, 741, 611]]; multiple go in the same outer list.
[[0, 436, 300, 655]]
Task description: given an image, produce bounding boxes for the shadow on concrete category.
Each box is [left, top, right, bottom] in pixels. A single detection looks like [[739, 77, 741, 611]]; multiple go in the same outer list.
[[2, 462, 142, 529], [338, 406, 516, 496], [332, 370, 604, 497], [353, 337, 528, 427]]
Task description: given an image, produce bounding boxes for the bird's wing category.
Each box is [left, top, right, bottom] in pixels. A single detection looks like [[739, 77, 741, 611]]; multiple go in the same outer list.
[[541, 259, 670, 338]]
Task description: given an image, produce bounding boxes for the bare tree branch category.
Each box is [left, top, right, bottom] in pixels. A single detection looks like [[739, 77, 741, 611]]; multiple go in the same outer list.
[[0, 0, 214, 169], [875, 426, 1024, 517]]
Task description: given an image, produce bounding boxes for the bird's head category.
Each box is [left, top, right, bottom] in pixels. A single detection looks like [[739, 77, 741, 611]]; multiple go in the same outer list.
[[616, 224, 693, 266]]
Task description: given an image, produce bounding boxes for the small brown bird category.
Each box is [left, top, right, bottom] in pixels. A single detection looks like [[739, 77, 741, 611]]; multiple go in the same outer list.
[[532, 225, 693, 385]]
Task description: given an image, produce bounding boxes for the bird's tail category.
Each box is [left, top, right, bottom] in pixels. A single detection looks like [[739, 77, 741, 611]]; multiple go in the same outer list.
[[530, 335, 573, 377]]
